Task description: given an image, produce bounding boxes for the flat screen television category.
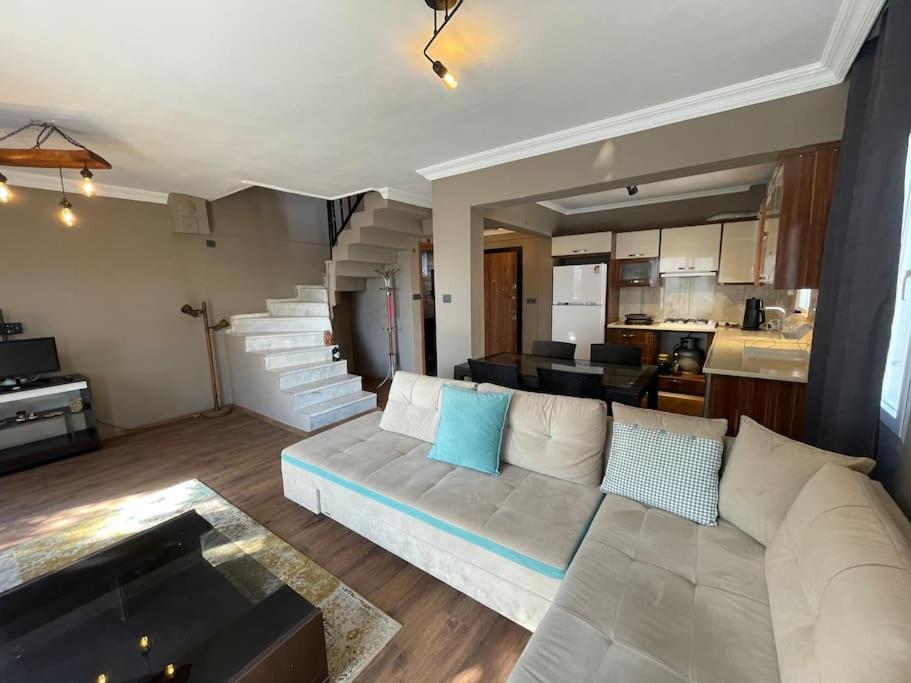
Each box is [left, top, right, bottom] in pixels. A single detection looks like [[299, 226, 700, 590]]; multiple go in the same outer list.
[[0, 337, 61, 381]]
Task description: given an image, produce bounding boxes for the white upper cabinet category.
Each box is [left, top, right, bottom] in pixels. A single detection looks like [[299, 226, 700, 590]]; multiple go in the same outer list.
[[614, 229, 660, 260], [659, 224, 721, 275], [718, 220, 760, 284], [551, 231, 612, 257]]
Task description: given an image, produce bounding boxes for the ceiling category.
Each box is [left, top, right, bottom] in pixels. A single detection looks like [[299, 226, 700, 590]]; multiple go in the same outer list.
[[0, 1, 880, 204], [541, 163, 776, 214]]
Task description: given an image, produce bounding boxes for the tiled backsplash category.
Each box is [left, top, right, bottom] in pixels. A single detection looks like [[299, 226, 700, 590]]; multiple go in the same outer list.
[[618, 276, 817, 323]]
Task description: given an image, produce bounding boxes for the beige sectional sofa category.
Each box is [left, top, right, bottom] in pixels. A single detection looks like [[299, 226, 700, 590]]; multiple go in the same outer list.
[[281, 371, 911, 681]]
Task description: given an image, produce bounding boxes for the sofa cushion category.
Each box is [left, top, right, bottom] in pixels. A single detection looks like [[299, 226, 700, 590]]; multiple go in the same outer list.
[[612, 403, 728, 441], [509, 493, 778, 683], [282, 412, 603, 578], [428, 385, 510, 475], [766, 464, 911, 683], [720, 416, 876, 546], [379, 371, 477, 443], [602, 422, 723, 526], [478, 384, 607, 486]]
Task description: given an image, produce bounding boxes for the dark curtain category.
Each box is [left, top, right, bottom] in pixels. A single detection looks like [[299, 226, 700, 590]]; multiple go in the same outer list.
[[806, 2, 911, 459]]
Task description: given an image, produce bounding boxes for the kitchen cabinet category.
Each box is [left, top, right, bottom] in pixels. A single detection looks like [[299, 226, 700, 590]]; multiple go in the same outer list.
[[707, 374, 807, 439], [551, 231, 613, 257], [659, 224, 721, 275], [606, 329, 658, 364], [755, 141, 839, 289], [718, 220, 760, 284], [615, 230, 660, 260]]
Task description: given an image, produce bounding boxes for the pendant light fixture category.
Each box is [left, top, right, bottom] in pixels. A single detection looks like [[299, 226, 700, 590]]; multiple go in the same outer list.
[[58, 168, 75, 228], [0, 120, 111, 225], [80, 165, 95, 197], [0, 172, 10, 203], [423, 0, 464, 90]]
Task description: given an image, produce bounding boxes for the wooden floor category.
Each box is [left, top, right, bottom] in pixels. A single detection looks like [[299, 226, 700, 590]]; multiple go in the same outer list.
[[0, 409, 530, 682]]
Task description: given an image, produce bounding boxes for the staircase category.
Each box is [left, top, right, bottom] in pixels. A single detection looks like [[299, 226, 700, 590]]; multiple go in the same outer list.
[[325, 192, 432, 311], [224, 285, 377, 432]]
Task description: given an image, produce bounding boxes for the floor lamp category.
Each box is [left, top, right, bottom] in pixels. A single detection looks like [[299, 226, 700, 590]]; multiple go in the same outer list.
[[180, 301, 232, 418]]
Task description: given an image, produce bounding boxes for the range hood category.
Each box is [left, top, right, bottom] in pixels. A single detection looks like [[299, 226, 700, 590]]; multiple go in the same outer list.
[[661, 270, 717, 278]]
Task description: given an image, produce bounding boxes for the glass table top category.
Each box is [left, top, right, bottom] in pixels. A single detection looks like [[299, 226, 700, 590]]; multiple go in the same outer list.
[[0, 511, 319, 683], [475, 353, 658, 390]]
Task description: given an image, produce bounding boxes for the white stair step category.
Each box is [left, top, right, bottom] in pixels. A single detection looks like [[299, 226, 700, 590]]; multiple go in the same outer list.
[[349, 208, 425, 235], [295, 286, 329, 303], [330, 260, 391, 278], [267, 301, 330, 318], [243, 331, 327, 352], [296, 391, 377, 431], [364, 194, 432, 218], [230, 316, 332, 334], [342, 225, 421, 250], [284, 374, 363, 409], [331, 243, 397, 265], [261, 345, 336, 370], [275, 360, 349, 390]]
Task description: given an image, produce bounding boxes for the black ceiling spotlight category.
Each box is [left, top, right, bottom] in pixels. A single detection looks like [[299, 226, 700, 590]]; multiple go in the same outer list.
[[626, 185, 639, 196], [424, 0, 464, 90]]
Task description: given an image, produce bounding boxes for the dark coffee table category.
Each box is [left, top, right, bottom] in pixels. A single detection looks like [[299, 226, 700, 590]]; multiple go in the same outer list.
[[0, 511, 329, 683]]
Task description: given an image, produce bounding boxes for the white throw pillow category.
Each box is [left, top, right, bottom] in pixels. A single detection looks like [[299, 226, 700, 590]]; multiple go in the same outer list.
[[719, 416, 876, 545], [611, 403, 728, 441], [601, 421, 724, 526]]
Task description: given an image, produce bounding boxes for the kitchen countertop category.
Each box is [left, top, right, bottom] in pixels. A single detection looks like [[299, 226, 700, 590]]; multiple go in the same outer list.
[[702, 328, 811, 383], [608, 321, 717, 333]]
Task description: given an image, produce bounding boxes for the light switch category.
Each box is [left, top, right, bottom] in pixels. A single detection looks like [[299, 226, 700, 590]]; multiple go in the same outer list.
[[443, 294, 452, 303]]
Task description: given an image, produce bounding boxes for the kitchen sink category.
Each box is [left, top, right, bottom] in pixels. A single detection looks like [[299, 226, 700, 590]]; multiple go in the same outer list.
[[741, 343, 810, 363]]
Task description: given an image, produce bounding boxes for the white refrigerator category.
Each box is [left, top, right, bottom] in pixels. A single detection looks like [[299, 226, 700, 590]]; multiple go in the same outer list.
[[551, 264, 607, 360]]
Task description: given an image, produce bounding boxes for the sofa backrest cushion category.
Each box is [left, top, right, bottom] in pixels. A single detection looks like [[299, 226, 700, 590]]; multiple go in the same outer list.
[[720, 416, 876, 546], [611, 403, 728, 441], [478, 384, 607, 486], [766, 464, 911, 683], [379, 372, 477, 443]]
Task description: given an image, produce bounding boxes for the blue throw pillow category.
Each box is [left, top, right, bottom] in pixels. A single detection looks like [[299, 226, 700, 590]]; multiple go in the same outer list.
[[601, 422, 723, 525], [428, 385, 511, 475]]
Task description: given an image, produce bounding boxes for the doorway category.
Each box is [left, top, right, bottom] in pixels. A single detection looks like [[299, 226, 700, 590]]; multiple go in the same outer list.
[[484, 247, 522, 355], [419, 242, 437, 376]]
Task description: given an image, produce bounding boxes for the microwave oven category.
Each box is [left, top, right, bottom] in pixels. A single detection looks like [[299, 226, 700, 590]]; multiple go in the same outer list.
[[615, 257, 658, 287]]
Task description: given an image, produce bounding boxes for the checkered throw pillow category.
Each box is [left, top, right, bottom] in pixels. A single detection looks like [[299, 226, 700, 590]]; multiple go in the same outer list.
[[601, 422, 723, 525]]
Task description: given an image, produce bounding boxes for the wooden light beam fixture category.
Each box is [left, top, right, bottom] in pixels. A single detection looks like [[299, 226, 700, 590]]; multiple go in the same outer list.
[[0, 121, 111, 224]]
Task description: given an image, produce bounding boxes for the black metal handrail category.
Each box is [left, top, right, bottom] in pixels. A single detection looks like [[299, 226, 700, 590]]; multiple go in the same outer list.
[[327, 192, 366, 257]]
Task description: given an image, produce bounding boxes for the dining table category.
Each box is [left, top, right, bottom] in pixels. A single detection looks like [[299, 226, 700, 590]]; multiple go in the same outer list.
[[453, 352, 659, 409]]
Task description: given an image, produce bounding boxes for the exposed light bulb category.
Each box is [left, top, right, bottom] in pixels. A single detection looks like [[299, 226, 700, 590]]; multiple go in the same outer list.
[[0, 172, 10, 203], [60, 199, 76, 228], [96, 675, 108, 683], [80, 167, 95, 197], [165, 663, 177, 679], [432, 60, 458, 90]]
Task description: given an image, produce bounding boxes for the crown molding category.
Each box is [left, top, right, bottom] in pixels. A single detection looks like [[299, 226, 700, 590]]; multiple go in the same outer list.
[[539, 184, 754, 215], [417, 0, 884, 182], [2, 169, 168, 204], [375, 186, 433, 209]]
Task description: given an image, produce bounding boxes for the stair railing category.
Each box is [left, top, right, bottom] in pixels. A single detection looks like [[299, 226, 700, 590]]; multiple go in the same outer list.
[[327, 192, 366, 258]]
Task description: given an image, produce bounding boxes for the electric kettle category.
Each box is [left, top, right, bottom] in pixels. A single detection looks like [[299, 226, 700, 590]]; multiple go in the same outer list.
[[742, 298, 766, 330]]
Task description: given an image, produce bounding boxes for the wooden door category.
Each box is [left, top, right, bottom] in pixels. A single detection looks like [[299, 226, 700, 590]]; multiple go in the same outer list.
[[484, 248, 521, 355]]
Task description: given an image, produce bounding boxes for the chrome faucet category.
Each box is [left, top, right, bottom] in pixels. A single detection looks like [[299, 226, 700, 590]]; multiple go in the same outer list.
[[764, 306, 787, 338]]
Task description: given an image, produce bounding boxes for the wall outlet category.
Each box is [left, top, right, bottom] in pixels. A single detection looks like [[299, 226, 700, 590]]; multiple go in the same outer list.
[[206, 239, 216, 248], [443, 294, 452, 303]]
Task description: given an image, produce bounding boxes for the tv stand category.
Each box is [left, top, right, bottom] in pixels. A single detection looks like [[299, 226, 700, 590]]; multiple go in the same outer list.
[[0, 374, 102, 475]]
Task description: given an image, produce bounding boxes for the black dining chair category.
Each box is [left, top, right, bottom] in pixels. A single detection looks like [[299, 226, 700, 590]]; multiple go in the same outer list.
[[590, 343, 643, 365], [537, 367, 603, 399], [468, 359, 520, 389], [531, 340, 576, 359]]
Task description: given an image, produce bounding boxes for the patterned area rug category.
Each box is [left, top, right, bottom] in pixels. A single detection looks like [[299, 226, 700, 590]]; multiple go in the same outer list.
[[0, 479, 400, 682]]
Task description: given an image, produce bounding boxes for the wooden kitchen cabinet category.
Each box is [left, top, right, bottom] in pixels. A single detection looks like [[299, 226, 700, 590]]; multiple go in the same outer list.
[[755, 141, 839, 289], [615, 229, 660, 260], [718, 220, 760, 284], [606, 329, 658, 364], [707, 374, 807, 439], [659, 224, 721, 275]]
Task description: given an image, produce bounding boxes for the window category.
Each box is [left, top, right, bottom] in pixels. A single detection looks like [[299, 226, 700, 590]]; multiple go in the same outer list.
[[881, 135, 911, 438]]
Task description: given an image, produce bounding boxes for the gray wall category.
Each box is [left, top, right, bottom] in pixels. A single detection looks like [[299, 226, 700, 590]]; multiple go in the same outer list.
[[0, 185, 328, 434]]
